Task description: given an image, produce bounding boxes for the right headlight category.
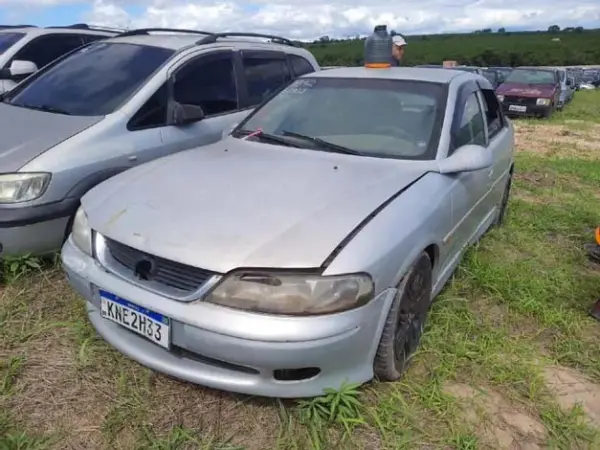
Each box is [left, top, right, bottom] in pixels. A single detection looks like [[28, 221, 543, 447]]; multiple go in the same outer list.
[[536, 98, 551, 106], [204, 271, 374, 315], [0, 173, 51, 203], [71, 207, 92, 256]]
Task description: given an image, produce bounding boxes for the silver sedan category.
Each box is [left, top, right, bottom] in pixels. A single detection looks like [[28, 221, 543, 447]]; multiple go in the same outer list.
[[62, 67, 515, 398]]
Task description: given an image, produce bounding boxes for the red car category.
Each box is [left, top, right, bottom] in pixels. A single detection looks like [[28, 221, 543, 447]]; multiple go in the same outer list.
[[496, 66, 561, 118]]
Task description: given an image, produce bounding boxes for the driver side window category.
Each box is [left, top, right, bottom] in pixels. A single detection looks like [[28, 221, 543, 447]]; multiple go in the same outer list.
[[454, 92, 486, 150]]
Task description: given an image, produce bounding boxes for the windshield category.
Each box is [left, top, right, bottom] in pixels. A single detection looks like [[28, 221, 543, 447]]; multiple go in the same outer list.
[[0, 32, 25, 55], [235, 77, 446, 160], [582, 70, 598, 81], [505, 69, 556, 85], [4, 42, 174, 116]]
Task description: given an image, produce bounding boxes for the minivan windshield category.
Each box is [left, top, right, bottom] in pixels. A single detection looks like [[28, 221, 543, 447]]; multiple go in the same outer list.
[[235, 77, 446, 160], [505, 69, 556, 85], [4, 42, 174, 116], [0, 32, 25, 55]]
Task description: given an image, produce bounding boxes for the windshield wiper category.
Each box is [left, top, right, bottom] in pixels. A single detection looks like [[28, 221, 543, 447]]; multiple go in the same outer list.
[[281, 130, 364, 156], [235, 129, 301, 147], [13, 103, 71, 115]]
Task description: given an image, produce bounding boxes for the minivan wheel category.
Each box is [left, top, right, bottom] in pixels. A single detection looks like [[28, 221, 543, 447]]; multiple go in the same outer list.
[[374, 252, 433, 381]]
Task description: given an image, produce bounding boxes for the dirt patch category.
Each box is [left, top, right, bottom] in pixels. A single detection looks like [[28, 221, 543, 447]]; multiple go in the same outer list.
[[543, 366, 600, 426], [514, 123, 600, 158], [444, 383, 546, 449]]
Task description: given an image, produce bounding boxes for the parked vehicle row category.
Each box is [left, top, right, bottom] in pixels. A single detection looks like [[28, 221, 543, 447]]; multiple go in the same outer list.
[[0, 23, 122, 94], [3, 25, 515, 398]]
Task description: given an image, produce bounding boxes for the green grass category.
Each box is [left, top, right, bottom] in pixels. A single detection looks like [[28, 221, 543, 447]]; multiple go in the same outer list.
[[1, 91, 599, 449]]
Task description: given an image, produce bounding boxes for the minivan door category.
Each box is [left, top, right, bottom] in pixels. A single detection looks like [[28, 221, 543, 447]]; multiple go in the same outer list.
[[159, 50, 250, 151]]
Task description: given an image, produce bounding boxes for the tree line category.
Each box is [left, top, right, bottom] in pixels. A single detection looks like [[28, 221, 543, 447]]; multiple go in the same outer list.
[[303, 28, 600, 67]]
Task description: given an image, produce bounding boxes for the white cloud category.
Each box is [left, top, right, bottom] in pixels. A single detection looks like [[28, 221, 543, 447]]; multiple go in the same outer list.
[[3, 0, 600, 40]]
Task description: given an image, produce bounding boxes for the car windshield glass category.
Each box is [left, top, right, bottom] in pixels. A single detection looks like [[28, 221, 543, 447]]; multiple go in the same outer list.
[[236, 77, 446, 160], [505, 69, 556, 84], [4, 42, 174, 116], [0, 32, 25, 54]]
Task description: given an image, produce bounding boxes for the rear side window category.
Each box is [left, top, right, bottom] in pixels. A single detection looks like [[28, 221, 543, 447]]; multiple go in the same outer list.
[[0, 32, 25, 55], [242, 52, 291, 106], [6, 42, 174, 116], [454, 92, 486, 149], [13, 34, 85, 69], [480, 89, 503, 139], [173, 51, 238, 116], [289, 54, 315, 77]]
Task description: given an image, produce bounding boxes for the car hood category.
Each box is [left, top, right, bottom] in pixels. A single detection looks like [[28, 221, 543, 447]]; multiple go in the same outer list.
[[83, 139, 429, 273], [0, 102, 102, 172], [497, 82, 556, 98]]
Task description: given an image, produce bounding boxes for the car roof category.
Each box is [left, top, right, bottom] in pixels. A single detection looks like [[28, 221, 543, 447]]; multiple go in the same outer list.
[[309, 66, 469, 83], [108, 34, 303, 52]]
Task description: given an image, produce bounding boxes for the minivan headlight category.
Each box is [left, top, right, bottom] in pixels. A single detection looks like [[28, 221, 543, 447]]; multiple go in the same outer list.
[[71, 207, 92, 256], [0, 173, 51, 203], [204, 271, 374, 315]]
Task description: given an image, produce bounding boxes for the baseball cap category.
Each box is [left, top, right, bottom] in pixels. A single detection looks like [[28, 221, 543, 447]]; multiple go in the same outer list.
[[392, 35, 407, 47]]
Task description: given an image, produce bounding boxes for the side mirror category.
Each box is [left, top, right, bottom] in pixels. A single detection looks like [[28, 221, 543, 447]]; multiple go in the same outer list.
[[9, 60, 38, 77], [172, 102, 205, 126], [437, 144, 492, 174]]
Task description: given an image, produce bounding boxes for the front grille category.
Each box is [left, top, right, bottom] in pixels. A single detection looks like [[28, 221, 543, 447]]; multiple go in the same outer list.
[[104, 237, 215, 293], [504, 96, 537, 106]]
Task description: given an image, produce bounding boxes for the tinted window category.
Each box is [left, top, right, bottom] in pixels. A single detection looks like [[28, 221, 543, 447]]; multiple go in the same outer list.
[[236, 77, 446, 160], [505, 69, 556, 85], [289, 55, 315, 77], [242, 53, 291, 105], [455, 93, 486, 149], [173, 51, 238, 116], [128, 83, 168, 130], [81, 34, 108, 44], [14, 34, 84, 69], [480, 89, 503, 138], [6, 42, 174, 116], [0, 32, 25, 55]]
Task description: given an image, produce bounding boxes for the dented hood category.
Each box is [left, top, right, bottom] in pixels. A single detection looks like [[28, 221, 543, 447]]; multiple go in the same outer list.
[[83, 139, 428, 273]]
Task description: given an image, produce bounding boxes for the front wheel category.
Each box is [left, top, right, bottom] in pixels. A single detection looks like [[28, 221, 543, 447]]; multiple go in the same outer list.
[[374, 252, 433, 381]]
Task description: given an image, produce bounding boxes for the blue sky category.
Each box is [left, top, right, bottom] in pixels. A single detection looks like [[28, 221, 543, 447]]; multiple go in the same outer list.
[[1, 0, 599, 40]]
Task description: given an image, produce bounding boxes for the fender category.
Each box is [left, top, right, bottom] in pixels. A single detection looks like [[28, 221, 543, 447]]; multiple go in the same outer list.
[[66, 166, 132, 199]]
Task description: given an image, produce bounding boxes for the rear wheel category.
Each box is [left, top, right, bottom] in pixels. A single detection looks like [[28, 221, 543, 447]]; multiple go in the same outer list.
[[495, 170, 513, 226], [374, 252, 433, 381]]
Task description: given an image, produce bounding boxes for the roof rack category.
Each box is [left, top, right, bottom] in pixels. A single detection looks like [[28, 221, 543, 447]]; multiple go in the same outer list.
[[0, 24, 36, 29], [117, 28, 213, 38], [196, 32, 299, 47], [45, 23, 124, 33]]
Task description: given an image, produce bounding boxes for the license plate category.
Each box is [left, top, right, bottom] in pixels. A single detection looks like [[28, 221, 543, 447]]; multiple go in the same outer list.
[[99, 290, 170, 349], [509, 105, 527, 112]]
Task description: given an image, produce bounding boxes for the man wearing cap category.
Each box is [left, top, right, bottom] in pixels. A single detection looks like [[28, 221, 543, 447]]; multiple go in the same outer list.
[[391, 35, 407, 66]]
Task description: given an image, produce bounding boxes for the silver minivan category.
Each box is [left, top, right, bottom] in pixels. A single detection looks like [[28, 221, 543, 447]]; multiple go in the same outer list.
[[0, 29, 319, 258]]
